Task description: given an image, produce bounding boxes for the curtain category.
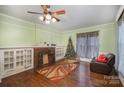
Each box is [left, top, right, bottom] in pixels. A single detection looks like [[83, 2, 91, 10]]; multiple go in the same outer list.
[[118, 12, 124, 77], [76, 31, 99, 59], [76, 34, 87, 58], [87, 32, 99, 58]]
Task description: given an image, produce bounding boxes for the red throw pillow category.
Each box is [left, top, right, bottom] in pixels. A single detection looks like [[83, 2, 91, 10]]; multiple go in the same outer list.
[[96, 54, 108, 62]]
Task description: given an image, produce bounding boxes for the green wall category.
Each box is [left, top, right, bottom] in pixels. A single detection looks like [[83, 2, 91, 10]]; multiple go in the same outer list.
[[35, 24, 63, 46], [0, 13, 62, 47], [0, 13, 116, 54], [62, 23, 116, 54]]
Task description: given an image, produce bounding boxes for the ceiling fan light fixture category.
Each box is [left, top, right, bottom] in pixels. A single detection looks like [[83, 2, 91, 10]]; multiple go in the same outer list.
[[45, 20, 50, 24], [27, 5, 65, 24], [52, 18, 56, 23], [47, 8, 50, 11], [45, 14, 52, 20], [39, 16, 44, 21]]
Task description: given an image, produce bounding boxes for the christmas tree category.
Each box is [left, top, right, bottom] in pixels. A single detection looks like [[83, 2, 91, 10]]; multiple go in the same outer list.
[[65, 37, 76, 59]]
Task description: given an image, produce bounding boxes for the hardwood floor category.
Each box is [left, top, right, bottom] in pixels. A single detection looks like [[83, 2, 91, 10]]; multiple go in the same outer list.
[[0, 60, 122, 87]]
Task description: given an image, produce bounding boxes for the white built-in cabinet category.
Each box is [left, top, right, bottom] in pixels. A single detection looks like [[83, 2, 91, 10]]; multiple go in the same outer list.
[[55, 46, 66, 61], [0, 48, 33, 81], [0, 46, 66, 82]]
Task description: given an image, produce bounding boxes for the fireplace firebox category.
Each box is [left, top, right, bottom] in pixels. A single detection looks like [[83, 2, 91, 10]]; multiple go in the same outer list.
[[34, 47, 55, 70]]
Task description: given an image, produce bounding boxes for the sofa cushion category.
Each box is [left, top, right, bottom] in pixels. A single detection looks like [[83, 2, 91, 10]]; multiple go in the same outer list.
[[96, 54, 108, 62], [106, 53, 112, 58]]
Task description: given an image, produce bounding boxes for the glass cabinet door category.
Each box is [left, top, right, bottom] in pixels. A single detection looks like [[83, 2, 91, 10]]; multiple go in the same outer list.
[[4, 51, 14, 72], [24, 49, 32, 68], [15, 50, 24, 68]]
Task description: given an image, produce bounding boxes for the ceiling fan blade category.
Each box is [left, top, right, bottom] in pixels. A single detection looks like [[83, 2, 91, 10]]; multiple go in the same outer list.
[[52, 10, 65, 15], [53, 16, 60, 22], [27, 11, 43, 15]]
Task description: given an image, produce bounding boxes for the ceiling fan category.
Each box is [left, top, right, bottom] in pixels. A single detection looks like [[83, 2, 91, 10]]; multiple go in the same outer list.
[[27, 5, 65, 24]]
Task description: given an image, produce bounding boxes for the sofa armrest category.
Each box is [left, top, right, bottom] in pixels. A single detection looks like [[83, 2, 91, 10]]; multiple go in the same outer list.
[[91, 57, 96, 62]]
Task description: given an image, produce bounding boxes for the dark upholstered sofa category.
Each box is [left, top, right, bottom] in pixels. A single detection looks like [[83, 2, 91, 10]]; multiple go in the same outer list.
[[90, 53, 115, 75]]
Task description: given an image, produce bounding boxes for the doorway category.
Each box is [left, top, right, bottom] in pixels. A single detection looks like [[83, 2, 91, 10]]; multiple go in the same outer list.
[[76, 31, 99, 61]]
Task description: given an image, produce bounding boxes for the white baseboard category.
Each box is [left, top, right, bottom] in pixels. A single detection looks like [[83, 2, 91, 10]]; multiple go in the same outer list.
[[2, 66, 33, 79], [80, 58, 92, 62], [119, 72, 124, 86]]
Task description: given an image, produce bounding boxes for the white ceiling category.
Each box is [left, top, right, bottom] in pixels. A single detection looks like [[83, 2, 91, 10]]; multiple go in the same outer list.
[[0, 5, 120, 30]]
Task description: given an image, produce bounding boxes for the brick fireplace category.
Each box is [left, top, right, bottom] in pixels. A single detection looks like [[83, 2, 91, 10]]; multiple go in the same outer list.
[[34, 47, 55, 70]]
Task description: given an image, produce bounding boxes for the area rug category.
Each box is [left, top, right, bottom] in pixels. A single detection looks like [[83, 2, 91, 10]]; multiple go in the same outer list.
[[37, 62, 79, 82]]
